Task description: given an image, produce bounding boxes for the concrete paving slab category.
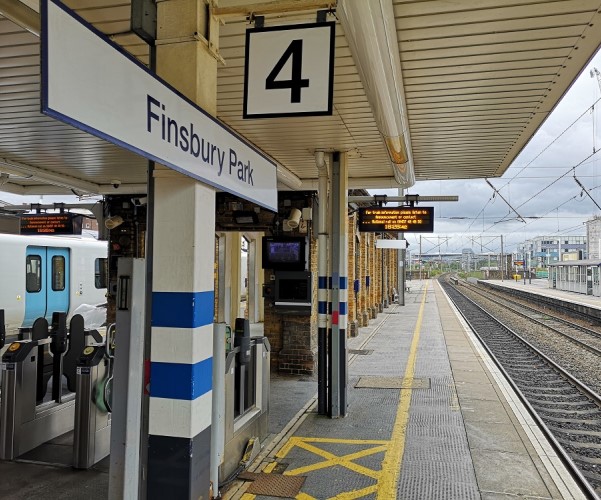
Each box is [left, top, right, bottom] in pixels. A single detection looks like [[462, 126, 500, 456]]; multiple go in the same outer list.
[[452, 369, 494, 385], [459, 398, 513, 424], [481, 493, 552, 500], [455, 381, 501, 401], [464, 420, 530, 454], [471, 448, 552, 497]]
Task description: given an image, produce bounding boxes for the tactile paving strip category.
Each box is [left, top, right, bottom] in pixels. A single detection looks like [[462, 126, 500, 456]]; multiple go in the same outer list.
[[354, 376, 431, 389], [238, 472, 306, 498]]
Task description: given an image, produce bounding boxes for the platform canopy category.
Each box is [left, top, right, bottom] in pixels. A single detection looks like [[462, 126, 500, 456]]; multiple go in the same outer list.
[[1, 0, 601, 196]]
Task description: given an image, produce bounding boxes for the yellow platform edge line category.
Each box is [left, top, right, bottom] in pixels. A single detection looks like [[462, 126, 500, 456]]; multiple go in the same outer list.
[[376, 282, 429, 499]]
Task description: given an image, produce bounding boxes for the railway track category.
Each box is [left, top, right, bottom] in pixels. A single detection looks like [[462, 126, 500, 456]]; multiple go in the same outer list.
[[441, 279, 601, 498], [462, 280, 601, 356]]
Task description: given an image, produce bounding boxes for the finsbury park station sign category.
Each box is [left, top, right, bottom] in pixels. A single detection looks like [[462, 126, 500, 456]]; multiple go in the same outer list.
[[41, 0, 277, 211]]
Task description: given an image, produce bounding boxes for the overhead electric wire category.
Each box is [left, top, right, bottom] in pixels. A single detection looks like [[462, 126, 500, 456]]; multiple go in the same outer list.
[[466, 195, 493, 231], [515, 148, 601, 211], [460, 107, 597, 238]]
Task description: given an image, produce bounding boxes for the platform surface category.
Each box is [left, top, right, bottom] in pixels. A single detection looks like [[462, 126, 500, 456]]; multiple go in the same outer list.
[[225, 280, 586, 500], [482, 277, 601, 310], [0, 280, 587, 499]]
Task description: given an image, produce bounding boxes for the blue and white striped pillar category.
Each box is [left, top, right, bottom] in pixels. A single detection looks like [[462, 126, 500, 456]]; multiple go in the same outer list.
[[330, 151, 348, 417], [146, 2, 218, 496], [147, 176, 215, 498]]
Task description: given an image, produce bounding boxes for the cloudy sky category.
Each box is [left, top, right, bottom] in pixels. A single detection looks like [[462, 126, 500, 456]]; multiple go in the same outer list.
[[373, 50, 601, 258], [3, 49, 601, 257]]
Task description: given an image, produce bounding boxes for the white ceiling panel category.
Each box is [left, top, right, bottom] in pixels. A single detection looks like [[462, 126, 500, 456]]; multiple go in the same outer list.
[[0, 0, 599, 196]]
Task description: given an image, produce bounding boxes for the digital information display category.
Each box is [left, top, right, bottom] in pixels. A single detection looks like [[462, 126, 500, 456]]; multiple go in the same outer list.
[[358, 207, 434, 233], [20, 214, 82, 235]]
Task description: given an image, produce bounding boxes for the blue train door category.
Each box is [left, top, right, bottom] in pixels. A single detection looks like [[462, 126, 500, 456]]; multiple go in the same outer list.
[[24, 246, 70, 327], [46, 247, 70, 321]]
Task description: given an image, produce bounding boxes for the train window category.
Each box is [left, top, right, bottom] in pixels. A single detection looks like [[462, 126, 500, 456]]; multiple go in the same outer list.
[[52, 256, 66, 291], [95, 258, 107, 289], [26, 255, 42, 293]]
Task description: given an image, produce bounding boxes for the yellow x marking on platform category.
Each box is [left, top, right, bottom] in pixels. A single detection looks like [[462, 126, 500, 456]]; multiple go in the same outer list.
[[240, 285, 430, 500], [240, 437, 388, 500], [277, 436, 388, 480]]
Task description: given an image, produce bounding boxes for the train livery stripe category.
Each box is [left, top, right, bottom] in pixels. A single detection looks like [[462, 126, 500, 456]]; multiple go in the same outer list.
[[152, 291, 214, 328], [150, 358, 213, 400]]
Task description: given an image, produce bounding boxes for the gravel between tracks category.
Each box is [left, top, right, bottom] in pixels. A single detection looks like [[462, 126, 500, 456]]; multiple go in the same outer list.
[[459, 283, 601, 396]]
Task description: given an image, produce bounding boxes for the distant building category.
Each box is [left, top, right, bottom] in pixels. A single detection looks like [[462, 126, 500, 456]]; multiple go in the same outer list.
[[518, 235, 586, 266], [461, 248, 475, 271], [586, 217, 601, 260]]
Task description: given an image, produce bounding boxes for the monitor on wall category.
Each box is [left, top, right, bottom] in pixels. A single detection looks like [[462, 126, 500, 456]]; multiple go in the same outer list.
[[262, 236, 306, 271]]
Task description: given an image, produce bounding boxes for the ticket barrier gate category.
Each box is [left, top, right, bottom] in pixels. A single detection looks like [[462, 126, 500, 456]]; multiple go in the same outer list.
[[0, 313, 101, 460], [220, 318, 270, 482], [72, 336, 112, 469]]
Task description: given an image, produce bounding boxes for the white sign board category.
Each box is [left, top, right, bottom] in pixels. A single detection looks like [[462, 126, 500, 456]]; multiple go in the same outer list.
[[244, 23, 335, 118], [41, 0, 277, 211], [376, 240, 408, 249]]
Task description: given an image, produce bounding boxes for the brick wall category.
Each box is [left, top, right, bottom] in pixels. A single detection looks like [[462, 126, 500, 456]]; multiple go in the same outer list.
[[262, 195, 403, 372], [263, 192, 318, 375], [347, 213, 360, 336]]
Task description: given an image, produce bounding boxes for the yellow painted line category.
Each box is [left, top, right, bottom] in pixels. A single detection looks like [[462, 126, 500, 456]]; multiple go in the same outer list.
[[284, 440, 386, 479], [276, 436, 302, 458], [377, 282, 429, 499], [293, 437, 389, 445], [329, 484, 378, 499], [296, 493, 317, 500], [263, 462, 278, 473]]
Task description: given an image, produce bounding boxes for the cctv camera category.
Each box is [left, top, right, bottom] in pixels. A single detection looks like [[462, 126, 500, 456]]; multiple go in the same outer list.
[[132, 197, 148, 207], [111, 179, 121, 189]]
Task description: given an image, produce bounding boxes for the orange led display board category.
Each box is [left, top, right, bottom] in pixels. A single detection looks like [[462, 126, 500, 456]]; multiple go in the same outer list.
[[358, 207, 434, 233], [20, 214, 82, 235]]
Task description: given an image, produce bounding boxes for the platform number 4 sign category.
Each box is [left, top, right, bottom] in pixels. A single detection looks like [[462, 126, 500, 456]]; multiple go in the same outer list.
[[243, 23, 335, 119]]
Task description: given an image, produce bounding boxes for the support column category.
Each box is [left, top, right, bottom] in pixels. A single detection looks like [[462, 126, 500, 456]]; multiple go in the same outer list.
[[317, 158, 329, 415], [248, 237, 264, 323], [359, 234, 368, 326], [149, 178, 215, 499], [347, 214, 359, 337], [147, 1, 217, 498], [225, 233, 242, 325], [367, 233, 378, 319], [329, 152, 348, 417]]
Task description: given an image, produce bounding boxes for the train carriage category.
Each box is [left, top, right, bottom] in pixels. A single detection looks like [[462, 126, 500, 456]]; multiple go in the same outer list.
[[0, 234, 107, 335]]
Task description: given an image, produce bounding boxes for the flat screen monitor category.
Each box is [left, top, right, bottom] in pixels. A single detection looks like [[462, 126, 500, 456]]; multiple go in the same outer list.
[[274, 271, 312, 307], [262, 236, 306, 271]]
